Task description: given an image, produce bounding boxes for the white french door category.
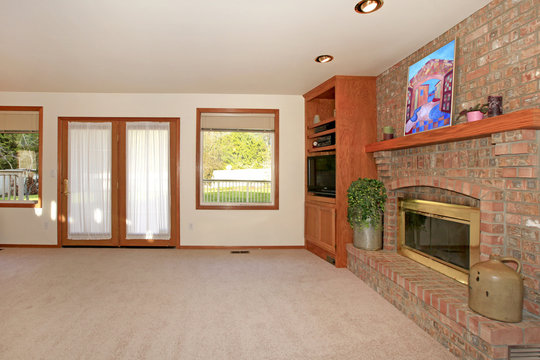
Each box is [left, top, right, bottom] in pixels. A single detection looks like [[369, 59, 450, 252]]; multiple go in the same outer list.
[[59, 118, 179, 247]]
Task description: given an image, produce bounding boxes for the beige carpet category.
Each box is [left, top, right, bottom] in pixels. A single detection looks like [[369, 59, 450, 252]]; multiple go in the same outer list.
[[0, 248, 456, 360]]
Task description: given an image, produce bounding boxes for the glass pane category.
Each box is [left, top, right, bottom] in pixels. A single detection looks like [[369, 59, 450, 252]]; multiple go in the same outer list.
[[0, 133, 39, 202], [68, 123, 112, 240], [405, 211, 470, 269], [126, 122, 170, 240], [201, 130, 273, 205]]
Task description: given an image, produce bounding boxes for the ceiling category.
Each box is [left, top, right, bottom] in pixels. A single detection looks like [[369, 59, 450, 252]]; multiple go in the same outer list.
[[0, 0, 491, 95]]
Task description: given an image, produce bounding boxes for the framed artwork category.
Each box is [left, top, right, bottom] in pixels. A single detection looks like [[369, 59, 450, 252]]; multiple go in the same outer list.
[[404, 40, 456, 135]]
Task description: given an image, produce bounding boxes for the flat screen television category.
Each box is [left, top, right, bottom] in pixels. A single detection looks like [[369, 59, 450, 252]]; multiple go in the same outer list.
[[307, 155, 336, 197]]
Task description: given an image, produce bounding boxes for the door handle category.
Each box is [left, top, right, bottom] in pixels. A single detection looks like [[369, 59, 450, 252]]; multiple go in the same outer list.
[[63, 179, 70, 196]]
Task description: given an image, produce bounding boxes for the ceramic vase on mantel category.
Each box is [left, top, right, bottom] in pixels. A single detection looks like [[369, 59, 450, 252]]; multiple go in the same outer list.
[[466, 111, 484, 122], [383, 126, 394, 140]]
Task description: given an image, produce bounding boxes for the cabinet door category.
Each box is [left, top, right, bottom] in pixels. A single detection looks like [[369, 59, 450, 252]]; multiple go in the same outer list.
[[305, 202, 336, 254], [305, 202, 320, 244], [318, 206, 336, 253]]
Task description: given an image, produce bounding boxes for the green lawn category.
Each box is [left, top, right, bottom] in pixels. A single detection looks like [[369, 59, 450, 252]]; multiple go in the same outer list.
[[0, 194, 38, 201], [203, 190, 271, 203]]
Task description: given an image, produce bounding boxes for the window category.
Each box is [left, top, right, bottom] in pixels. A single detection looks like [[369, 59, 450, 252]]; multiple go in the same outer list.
[[0, 106, 42, 208], [196, 108, 279, 210]]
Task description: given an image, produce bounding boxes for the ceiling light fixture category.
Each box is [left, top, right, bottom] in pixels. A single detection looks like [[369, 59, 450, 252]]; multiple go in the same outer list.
[[355, 0, 383, 14], [315, 55, 334, 63]]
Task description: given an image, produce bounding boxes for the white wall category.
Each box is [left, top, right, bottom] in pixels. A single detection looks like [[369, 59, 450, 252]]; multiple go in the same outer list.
[[0, 92, 305, 246]]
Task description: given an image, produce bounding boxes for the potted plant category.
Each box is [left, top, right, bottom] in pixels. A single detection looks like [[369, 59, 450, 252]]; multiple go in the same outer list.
[[457, 103, 489, 122], [347, 178, 387, 250]]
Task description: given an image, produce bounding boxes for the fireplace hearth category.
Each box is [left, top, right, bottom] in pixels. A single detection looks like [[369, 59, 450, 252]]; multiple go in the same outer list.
[[348, 111, 540, 359]]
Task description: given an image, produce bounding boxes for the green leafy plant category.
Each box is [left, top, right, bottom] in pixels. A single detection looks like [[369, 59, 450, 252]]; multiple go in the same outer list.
[[457, 103, 488, 120], [347, 178, 387, 229]]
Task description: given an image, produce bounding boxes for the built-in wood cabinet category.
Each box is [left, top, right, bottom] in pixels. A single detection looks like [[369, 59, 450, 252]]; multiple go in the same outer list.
[[305, 201, 336, 255], [304, 76, 378, 267]]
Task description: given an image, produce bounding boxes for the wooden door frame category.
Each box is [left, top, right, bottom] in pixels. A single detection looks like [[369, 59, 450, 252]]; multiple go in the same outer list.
[[57, 117, 180, 248]]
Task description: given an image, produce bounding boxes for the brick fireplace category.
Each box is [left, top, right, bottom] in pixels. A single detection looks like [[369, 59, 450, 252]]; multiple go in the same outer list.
[[346, 2, 539, 357], [347, 110, 540, 359]]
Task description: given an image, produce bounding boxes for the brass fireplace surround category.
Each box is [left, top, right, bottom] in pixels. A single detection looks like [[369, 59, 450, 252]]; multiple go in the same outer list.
[[398, 199, 480, 284]]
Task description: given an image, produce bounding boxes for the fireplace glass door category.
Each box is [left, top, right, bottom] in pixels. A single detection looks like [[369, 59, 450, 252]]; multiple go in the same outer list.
[[399, 199, 480, 284], [404, 211, 470, 270]]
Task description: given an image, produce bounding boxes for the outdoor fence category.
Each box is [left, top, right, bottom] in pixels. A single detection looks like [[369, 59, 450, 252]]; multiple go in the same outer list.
[[0, 169, 38, 201], [202, 180, 271, 204]]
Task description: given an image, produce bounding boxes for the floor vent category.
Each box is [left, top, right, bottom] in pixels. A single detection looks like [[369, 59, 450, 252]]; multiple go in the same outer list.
[[326, 256, 335, 265], [508, 345, 540, 359], [231, 250, 250, 254]]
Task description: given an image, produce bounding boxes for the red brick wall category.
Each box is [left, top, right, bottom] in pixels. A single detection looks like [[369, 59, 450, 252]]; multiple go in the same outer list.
[[373, 130, 540, 317], [374, 0, 540, 317], [376, 0, 539, 139]]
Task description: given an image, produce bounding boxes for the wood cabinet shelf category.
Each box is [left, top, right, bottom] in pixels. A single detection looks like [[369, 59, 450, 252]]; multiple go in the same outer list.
[[308, 145, 336, 153], [365, 109, 540, 153], [307, 128, 336, 139], [307, 116, 335, 129]]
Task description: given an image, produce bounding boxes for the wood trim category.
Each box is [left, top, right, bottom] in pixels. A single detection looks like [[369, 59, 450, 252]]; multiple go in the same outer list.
[[305, 241, 335, 263], [58, 117, 180, 122], [196, 108, 278, 115], [196, 108, 279, 210], [303, 76, 336, 101], [0, 106, 43, 208], [179, 245, 305, 249], [365, 108, 540, 153], [195, 109, 202, 209], [196, 204, 278, 210], [0, 244, 59, 248], [37, 107, 43, 208], [303, 76, 377, 101], [57, 119, 64, 247], [175, 119, 181, 248], [306, 194, 336, 205], [0, 202, 41, 208]]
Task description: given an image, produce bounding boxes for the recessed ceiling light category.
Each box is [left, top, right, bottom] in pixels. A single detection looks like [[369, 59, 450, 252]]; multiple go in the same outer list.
[[355, 0, 384, 14], [315, 55, 334, 63]]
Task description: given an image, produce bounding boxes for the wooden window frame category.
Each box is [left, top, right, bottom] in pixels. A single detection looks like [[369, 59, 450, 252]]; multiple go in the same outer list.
[[196, 108, 279, 210], [0, 106, 43, 208]]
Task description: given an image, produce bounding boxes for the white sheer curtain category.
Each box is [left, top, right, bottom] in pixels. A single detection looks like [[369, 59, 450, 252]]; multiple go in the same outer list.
[[68, 122, 112, 240], [126, 122, 170, 240]]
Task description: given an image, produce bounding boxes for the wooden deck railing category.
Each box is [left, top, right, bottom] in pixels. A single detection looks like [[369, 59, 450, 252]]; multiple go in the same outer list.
[[0, 169, 37, 201], [202, 180, 271, 204]]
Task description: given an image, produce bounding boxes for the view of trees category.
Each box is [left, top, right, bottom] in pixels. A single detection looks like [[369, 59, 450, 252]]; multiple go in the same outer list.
[[202, 131, 271, 179], [0, 133, 39, 170], [0, 133, 39, 198]]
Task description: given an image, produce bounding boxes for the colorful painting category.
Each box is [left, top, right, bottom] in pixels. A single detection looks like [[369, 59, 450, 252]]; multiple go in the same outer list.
[[404, 40, 455, 135]]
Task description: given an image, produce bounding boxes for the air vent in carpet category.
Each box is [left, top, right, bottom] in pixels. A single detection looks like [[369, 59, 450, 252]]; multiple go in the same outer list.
[[508, 345, 540, 359], [231, 250, 250, 254]]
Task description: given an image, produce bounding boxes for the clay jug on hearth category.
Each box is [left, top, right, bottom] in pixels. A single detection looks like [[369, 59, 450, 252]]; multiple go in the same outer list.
[[468, 256, 523, 323]]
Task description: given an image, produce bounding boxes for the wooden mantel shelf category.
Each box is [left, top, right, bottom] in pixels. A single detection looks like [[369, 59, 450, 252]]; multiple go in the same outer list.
[[365, 108, 540, 153]]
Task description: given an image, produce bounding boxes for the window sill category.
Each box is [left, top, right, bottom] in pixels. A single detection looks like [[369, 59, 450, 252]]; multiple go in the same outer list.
[[0, 201, 40, 208], [197, 204, 278, 210]]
